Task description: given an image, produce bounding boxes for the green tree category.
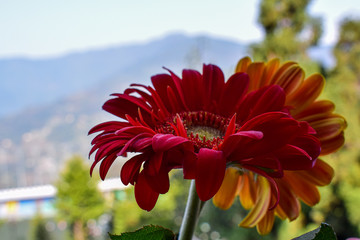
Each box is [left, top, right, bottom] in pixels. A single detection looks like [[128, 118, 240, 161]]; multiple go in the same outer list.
[[55, 155, 106, 240], [315, 18, 360, 239], [29, 214, 52, 240], [333, 18, 360, 77], [251, 0, 322, 61]]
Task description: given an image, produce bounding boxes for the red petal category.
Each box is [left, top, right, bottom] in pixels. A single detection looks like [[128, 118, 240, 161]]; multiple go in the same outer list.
[[195, 148, 226, 201], [218, 73, 249, 116], [241, 155, 283, 178], [202, 64, 225, 111], [117, 133, 152, 157], [238, 114, 302, 157], [151, 74, 173, 108], [176, 115, 188, 138], [99, 151, 118, 180], [134, 171, 159, 211], [165, 68, 189, 111], [183, 151, 197, 179], [151, 73, 183, 113], [221, 130, 263, 157], [121, 154, 147, 185], [224, 114, 237, 141], [145, 152, 164, 176], [152, 134, 190, 152], [103, 94, 152, 122], [115, 126, 155, 135], [247, 85, 286, 120], [143, 167, 170, 194], [273, 144, 316, 170], [181, 69, 204, 110], [88, 121, 130, 135]]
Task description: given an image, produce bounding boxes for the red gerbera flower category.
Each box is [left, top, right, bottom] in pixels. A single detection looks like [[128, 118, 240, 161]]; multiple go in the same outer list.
[[89, 60, 324, 218]]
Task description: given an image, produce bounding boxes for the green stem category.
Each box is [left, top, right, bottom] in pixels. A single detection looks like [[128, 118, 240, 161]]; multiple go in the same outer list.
[[178, 180, 204, 240]]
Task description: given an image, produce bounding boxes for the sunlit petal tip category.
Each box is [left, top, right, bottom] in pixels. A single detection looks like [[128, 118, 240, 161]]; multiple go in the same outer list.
[[256, 210, 275, 235], [213, 167, 241, 210], [235, 56, 252, 73], [239, 176, 271, 228]]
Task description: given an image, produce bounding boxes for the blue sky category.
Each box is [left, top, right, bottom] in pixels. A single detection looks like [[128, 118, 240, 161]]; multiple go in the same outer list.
[[0, 0, 359, 58]]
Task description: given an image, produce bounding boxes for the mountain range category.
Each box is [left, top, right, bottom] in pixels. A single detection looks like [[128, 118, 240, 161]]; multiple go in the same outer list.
[[0, 33, 333, 189]]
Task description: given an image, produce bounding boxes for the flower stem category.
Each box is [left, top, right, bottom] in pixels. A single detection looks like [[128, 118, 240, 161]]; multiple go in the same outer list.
[[178, 180, 203, 240]]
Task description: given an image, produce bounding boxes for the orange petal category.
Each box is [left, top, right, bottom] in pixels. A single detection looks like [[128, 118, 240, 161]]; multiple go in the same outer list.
[[235, 57, 252, 73], [275, 207, 287, 220], [284, 172, 320, 206], [294, 100, 335, 121], [261, 58, 280, 86], [247, 62, 266, 92], [287, 73, 325, 114], [275, 179, 300, 221], [310, 115, 347, 142], [256, 210, 275, 235], [320, 132, 345, 155], [296, 159, 334, 186], [213, 167, 241, 210], [269, 61, 297, 85], [239, 176, 271, 228], [239, 172, 257, 209], [273, 65, 304, 96]]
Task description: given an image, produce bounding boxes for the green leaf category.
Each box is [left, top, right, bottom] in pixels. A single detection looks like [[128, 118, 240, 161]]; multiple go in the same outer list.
[[292, 223, 337, 240], [109, 225, 175, 240]]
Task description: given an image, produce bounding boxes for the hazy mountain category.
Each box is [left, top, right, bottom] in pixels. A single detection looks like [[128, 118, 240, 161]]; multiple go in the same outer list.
[[0, 33, 247, 118]]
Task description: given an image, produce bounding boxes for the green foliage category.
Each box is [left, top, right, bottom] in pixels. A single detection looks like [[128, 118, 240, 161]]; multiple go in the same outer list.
[[292, 223, 337, 240], [29, 214, 52, 240], [109, 225, 175, 240], [317, 17, 360, 238], [112, 171, 189, 235], [251, 0, 322, 60], [55, 155, 106, 239], [333, 19, 360, 75]]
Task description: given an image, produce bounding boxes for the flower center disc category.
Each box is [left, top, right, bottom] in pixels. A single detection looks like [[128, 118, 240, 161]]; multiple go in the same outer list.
[[187, 126, 223, 140], [156, 111, 234, 151]]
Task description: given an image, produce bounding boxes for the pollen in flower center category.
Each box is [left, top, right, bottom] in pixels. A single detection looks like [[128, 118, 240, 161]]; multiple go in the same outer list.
[[179, 111, 232, 150], [187, 126, 223, 140]]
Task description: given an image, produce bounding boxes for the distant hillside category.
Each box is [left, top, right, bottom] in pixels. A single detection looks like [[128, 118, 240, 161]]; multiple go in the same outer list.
[[0, 33, 247, 118]]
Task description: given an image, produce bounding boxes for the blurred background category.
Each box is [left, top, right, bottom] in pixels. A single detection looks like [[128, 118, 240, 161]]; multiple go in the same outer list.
[[0, 0, 359, 239]]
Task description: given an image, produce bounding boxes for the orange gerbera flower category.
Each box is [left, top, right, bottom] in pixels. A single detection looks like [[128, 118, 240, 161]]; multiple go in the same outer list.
[[213, 57, 347, 234]]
